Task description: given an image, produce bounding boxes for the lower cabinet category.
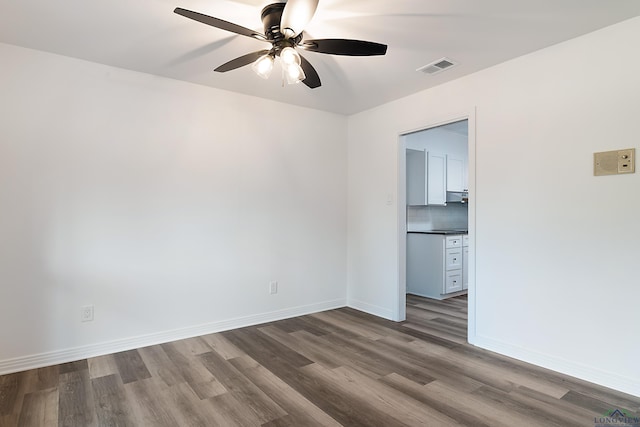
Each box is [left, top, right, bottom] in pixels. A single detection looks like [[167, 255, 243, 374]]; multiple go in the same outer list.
[[407, 233, 468, 300]]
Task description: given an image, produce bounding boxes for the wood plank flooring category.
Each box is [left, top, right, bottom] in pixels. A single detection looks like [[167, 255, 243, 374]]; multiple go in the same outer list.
[[1, 294, 639, 426]]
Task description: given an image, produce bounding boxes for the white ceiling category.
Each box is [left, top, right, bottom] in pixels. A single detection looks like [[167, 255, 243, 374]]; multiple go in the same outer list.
[[2, 0, 639, 115]]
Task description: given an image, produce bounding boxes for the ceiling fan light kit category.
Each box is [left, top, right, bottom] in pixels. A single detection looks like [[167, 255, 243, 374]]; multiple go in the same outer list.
[[251, 54, 274, 79], [174, 0, 387, 89], [279, 47, 305, 84]]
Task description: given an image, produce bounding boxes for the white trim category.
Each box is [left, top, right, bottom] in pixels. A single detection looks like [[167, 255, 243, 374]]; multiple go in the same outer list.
[[396, 134, 407, 322], [347, 298, 395, 320], [0, 298, 346, 375], [466, 107, 477, 344], [474, 335, 640, 398]]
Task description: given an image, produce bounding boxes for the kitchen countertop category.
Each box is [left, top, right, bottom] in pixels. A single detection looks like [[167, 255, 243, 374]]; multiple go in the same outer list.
[[408, 230, 468, 235]]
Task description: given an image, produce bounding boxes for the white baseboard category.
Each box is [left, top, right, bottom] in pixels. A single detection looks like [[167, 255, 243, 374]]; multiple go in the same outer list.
[[473, 335, 640, 398], [0, 298, 346, 376], [347, 298, 395, 320]]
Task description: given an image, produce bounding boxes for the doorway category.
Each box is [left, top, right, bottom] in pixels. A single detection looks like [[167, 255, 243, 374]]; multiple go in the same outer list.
[[396, 110, 476, 343]]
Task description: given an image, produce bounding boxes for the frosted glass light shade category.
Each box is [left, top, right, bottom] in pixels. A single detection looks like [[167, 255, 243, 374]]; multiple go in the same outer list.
[[285, 63, 306, 84], [280, 47, 300, 66], [251, 54, 274, 79]]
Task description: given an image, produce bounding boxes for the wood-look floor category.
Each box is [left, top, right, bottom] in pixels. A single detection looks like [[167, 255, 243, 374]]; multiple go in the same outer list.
[[1, 295, 639, 426]]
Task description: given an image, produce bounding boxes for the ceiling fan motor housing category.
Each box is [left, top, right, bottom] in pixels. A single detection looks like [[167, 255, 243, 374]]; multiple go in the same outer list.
[[261, 3, 302, 54]]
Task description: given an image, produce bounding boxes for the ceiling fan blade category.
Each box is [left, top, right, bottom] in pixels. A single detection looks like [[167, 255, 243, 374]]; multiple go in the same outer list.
[[174, 7, 267, 41], [280, 0, 319, 38], [298, 54, 321, 89], [214, 50, 271, 72], [301, 39, 387, 56]]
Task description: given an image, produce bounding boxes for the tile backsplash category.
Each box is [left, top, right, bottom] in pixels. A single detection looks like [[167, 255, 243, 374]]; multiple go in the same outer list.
[[407, 204, 468, 231]]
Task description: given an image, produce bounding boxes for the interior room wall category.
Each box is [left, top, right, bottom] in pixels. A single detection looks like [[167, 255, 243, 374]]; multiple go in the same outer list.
[[347, 17, 640, 396], [404, 126, 468, 159], [0, 42, 348, 372]]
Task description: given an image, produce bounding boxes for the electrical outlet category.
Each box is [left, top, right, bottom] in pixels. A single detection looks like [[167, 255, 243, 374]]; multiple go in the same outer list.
[[269, 281, 278, 295], [81, 305, 94, 322]]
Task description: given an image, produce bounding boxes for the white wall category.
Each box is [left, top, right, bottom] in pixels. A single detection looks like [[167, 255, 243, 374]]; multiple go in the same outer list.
[[405, 126, 467, 160], [0, 43, 348, 371], [347, 17, 640, 397]]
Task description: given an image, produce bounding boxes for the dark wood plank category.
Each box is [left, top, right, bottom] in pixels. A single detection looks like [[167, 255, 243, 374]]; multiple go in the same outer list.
[[159, 341, 217, 386], [200, 333, 245, 360], [16, 389, 58, 427], [198, 350, 287, 424], [507, 385, 600, 426], [379, 372, 492, 426], [162, 382, 221, 427], [561, 389, 622, 415], [306, 363, 459, 426], [0, 370, 40, 426], [58, 360, 88, 375], [91, 374, 136, 427], [113, 350, 152, 384], [317, 332, 436, 385], [88, 354, 119, 380], [58, 369, 96, 427], [137, 345, 186, 388], [471, 385, 581, 427], [222, 328, 314, 369], [228, 356, 342, 427], [204, 392, 266, 426], [0, 373, 20, 416], [220, 333, 412, 426], [257, 326, 342, 370], [124, 378, 180, 427], [287, 363, 411, 427]]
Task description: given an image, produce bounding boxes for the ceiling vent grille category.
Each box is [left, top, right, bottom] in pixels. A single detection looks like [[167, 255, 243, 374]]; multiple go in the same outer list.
[[417, 57, 457, 75]]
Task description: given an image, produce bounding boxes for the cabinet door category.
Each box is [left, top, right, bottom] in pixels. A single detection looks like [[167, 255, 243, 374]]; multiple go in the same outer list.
[[463, 164, 469, 192], [406, 149, 426, 205], [462, 246, 469, 290], [426, 151, 447, 205], [447, 156, 464, 192]]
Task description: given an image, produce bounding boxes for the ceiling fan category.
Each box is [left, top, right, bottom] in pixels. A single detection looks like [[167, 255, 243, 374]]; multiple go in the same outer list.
[[174, 0, 387, 89]]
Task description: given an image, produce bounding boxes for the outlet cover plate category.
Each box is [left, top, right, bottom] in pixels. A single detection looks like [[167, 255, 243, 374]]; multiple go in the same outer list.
[[81, 305, 94, 322], [269, 281, 278, 295]]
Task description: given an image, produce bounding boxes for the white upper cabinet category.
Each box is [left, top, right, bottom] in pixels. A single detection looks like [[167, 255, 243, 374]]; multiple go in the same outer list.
[[446, 156, 465, 192], [406, 149, 447, 206], [464, 165, 468, 192], [406, 149, 426, 205], [427, 151, 447, 205]]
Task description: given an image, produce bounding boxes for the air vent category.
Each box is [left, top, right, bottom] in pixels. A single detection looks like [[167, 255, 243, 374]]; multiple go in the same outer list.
[[417, 57, 458, 75]]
